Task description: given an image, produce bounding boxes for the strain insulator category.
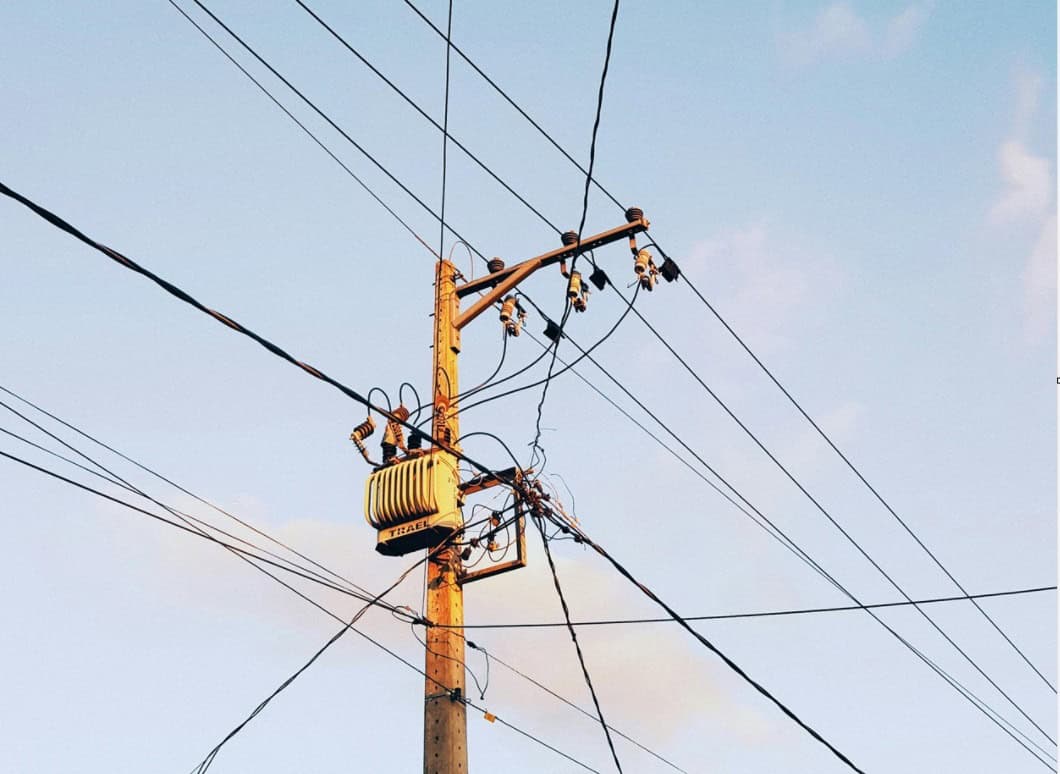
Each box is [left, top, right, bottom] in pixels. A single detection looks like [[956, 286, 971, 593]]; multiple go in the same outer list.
[[624, 206, 644, 223], [487, 257, 505, 274]]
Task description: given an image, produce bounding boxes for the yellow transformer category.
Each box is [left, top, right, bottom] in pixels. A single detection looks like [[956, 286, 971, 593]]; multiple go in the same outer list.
[[364, 451, 461, 556]]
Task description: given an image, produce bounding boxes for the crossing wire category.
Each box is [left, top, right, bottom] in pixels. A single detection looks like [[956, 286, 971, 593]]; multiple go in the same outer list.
[[448, 585, 1059, 629], [535, 514, 623, 772], [0, 384, 401, 608], [536, 504, 867, 774], [0, 448, 598, 773], [311, 0, 1055, 738], [24, 7, 1043, 759], [1, 387, 668, 769], [529, 0, 621, 475], [402, 0, 1055, 697], [613, 281, 1058, 747], [1, 180, 863, 774], [18, 10, 1051, 754], [529, 311, 1057, 769]]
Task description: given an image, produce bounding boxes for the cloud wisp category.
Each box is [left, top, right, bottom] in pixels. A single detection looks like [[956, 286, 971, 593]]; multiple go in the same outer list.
[[779, 2, 931, 67], [988, 70, 1056, 340]]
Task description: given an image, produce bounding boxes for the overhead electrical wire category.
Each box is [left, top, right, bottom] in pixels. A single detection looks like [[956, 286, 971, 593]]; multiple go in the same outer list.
[[289, 0, 561, 237], [534, 514, 623, 772], [0, 383, 394, 607], [192, 547, 434, 773], [167, 0, 440, 261], [528, 0, 621, 475], [607, 283, 1057, 747], [0, 444, 597, 772], [0, 401, 642, 771], [532, 502, 867, 773], [448, 585, 1059, 630], [401, 0, 1055, 700], [677, 260, 1058, 695], [297, 0, 1059, 743], [30, 6, 1047, 766], [24, 6, 1051, 754], [437, 0, 454, 261], [1, 181, 874, 773], [0, 420, 405, 612], [542, 322, 1057, 768], [462, 639, 688, 774]]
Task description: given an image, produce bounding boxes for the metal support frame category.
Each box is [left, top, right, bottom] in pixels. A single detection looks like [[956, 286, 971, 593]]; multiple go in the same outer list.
[[453, 217, 649, 330]]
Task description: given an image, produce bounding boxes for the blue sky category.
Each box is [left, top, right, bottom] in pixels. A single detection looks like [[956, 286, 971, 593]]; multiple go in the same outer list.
[[0, 1, 1055, 772]]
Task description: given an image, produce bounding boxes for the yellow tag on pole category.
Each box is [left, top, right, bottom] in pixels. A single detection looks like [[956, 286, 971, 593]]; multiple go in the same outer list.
[[483, 711, 496, 724]]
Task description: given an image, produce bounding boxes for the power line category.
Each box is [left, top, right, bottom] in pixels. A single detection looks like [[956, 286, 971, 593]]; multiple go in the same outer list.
[[0, 446, 600, 773], [611, 285, 1058, 747], [400, 0, 1055, 699], [0, 419, 410, 613], [543, 320, 1058, 769], [167, 0, 439, 262], [437, 0, 454, 261], [0, 404, 650, 770], [447, 585, 1059, 629], [0, 387, 398, 604], [533, 513, 623, 772], [7, 181, 1051, 770], [462, 639, 687, 773], [675, 267, 1057, 695], [537, 504, 867, 774], [16, 9, 1043, 763], [192, 541, 439, 773], [289, 0, 561, 236], [529, 0, 621, 475]]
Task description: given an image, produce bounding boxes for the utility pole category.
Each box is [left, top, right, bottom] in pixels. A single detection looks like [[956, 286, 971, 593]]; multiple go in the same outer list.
[[424, 257, 467, 774], [355, 210, 656, 774]]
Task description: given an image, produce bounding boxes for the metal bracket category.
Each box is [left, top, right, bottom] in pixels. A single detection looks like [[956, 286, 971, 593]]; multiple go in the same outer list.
[[452, 216, 649, 330], [459, 476, 528, 586]]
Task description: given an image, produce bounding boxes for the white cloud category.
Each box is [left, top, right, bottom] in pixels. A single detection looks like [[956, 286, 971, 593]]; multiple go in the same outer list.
[[990, 139, 1052, 224], [685, 223, 835, 353], [780, 2, 930, 66], [988, 70, 1056, 340], [881, 2, 931, 58]]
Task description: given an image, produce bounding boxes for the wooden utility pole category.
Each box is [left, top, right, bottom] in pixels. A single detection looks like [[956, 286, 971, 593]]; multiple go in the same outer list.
[[424, 257, 467, 774]]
